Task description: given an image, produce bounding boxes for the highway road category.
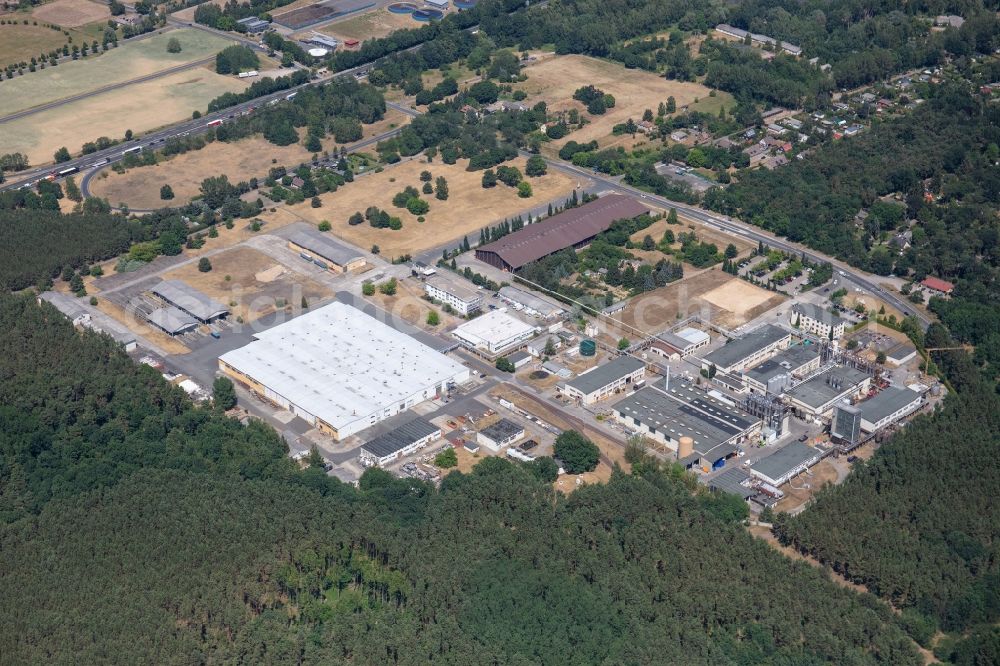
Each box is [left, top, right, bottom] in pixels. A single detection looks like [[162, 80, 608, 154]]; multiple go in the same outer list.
[[1, 31, 929, 330], [382, 100, 932, 329]]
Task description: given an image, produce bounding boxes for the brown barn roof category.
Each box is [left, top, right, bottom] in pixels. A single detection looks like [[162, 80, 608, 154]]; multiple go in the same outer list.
[[475, 194, 648, 270]]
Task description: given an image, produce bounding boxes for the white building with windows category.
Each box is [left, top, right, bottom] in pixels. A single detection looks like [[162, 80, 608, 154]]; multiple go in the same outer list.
[[791, 302, 846, 340], [452, 308, 538, 355], [424, 275, 483, 316]]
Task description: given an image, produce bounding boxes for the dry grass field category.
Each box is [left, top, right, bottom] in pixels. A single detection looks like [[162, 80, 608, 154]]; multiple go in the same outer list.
[[90, 136, 315, 208], [3, 64, 248, 164], [94, 296, 191, 354], [32, 0, 108, 26], [611, 270, 784, 336], [0, 28, 237, 117], [162, 247, 333, 322], [632, 215, 755, 258], [319, 8, 416, 43], [282, 157, 577, 259], [365, 276, 461, 331], [514, 55, 718, 148], [0, 23, 72, 64]]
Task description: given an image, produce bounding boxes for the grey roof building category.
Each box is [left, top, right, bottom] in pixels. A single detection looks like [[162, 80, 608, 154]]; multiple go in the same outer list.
[[497, 286, 564, 319], [785, 365, 871, 417], [564, 356, 646, 404], [744, 343, 821, 394], [708, 467, 755, 500], [612, 380, 760, 469], [288, 229, 366, 272], [478, 418, 525, 451], [359, 417, 441, 466], [38, 292, 138, 351], [701, 324, 791, 373], [749, 442, 823, 486], [152, 280, 228, 323], [856, 386, 922, 432], [147, 306, 199, 335]]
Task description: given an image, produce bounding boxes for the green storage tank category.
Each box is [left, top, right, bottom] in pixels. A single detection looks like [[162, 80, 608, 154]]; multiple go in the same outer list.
[[580, 339, 596, 356]]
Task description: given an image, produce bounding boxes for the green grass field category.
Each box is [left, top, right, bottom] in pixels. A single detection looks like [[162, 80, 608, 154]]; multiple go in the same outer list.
[[0, 28, 238, 117], [687, 90, 735, 116]]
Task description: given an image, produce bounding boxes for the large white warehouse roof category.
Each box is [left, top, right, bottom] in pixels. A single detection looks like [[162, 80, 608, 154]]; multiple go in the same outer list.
[[219, 302, 468, 435]]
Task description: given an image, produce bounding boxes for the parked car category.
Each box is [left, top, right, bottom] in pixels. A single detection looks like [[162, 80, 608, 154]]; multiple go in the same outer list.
[[847, 455, 859, 463]]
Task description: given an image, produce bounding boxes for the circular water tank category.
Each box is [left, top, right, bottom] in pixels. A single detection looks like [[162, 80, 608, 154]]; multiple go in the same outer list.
[[678, 436, 694, 458], [308, 47, 329, 57], [580, 339, 596, 356]]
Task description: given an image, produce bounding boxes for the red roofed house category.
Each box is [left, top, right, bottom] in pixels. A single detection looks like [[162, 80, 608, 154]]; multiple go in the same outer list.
[[920, 277, 954, 295]]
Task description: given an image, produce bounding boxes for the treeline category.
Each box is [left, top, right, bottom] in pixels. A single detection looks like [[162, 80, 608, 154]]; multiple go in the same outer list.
[[206, 69, 308, 112], [0, 293, 926, 664]]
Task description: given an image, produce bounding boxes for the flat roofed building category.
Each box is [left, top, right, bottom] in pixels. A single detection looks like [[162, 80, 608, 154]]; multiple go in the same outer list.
[[885, 341, 917, 366], [477, 418, 525, 451], [791, 302, 845, 340], [497, 286, 564, 319], [475, 195, 649, 271], [701, 324, 791, 373], [152, 280, 228, 323], [658, 327, 711, 357], [424, 275, 483, 316], [526, 334, 560, 358], [359, 417, 441, 467], [563, 355, 645, 405], [744, 344, 821, 394], [612, 380, 760, 469], [452, 308, 538, 355], [287, 229, 366, 273], [147, 306, 198, 335], [784, 365, 871, 418], [831, 403, 862, 446], [749, 442, 823, 486], [38, 292, 138, 351], [857, 386, 922, 432], [507, 350, 532, 368], [219, 302, 469, 440], [708, 467, 755, 500]]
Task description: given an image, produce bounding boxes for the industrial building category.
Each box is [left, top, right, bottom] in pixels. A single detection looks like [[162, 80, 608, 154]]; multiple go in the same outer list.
[[147, 306, 198, 336], [424, 275, 482, 316], [475, 195, 649, 271], [749, 442, 824, 486], [562, 355, 646, 405], [477, 418, 525, 451], [151, 280, 228, 323], [526, 335, 560, 358], [237, 16, 270, 32], [885, 341, 917, 366], [714, 23, 802, 56], [287, 229, 366, 273], [831, 403, 863, 446], [38, 292, 138, 352], [359, 417, 441, 467], [791, 303, 845, 340], [612, 379, 761, 470], [743, 343, 821, 394], [506, 350, 532, 369], [218, 302, 469, 440], [784, 365, 871, 418], [306, 34, 339, 49], [655, 327, 711, 358], [452, 308, 538, 355], [497, 286, 564, 319], [701, 324, 791, 374], [856, 386, 923, 432], [425, 0, 448, 8]]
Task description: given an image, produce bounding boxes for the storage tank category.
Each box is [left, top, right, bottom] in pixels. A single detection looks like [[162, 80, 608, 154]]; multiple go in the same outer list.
[[580, 339, 596, 356], [677, 436, 694, 459]]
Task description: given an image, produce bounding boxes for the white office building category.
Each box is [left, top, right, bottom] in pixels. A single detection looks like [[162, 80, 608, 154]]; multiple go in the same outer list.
[[424, 275, 483, 316], [452, 308, 538, 355]]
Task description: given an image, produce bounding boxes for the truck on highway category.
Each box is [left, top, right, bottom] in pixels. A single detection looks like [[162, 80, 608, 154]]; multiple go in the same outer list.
[[285, 91, 297, 100], [206, 119, 223, 127], [57, 166, 78, 177], [121, 146, 142, 156]]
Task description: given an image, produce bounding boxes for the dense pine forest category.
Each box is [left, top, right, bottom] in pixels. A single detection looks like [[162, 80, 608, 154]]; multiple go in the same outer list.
[[0, 293, 925, 664]]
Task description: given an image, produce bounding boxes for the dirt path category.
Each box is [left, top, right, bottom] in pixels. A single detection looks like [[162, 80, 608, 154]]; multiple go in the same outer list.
[[748, 525, 938, 664]]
